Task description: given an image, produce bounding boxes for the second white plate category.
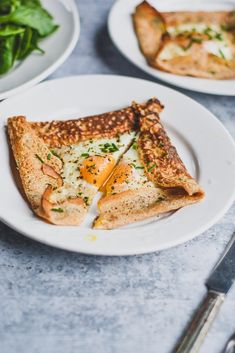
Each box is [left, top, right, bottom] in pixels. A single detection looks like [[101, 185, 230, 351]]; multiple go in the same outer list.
[[0, 0, 80, 100], [108, 0, 235, 96], [0, 75, 235, 255]]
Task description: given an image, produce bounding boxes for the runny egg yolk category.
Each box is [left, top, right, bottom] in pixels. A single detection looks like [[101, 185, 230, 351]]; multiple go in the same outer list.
[[105, 163, 133, 194], [80, 155, 115, 188]]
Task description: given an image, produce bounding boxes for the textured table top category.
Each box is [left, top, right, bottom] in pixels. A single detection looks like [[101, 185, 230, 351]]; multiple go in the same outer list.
[[1, 1, 235, 353]]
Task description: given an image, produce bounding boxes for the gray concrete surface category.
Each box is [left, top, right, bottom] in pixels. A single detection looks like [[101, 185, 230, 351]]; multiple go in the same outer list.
[[0, 1, 235, 352]]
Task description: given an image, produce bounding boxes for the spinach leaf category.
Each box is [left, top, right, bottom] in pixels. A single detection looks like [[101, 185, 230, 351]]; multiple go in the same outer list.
[[13, 30, 24, 60], [17, 28, 44, 59], [0, 36, 15, 74], [21, 0, 41, 6], [0, 5, 58, 37], [0, 0, 58, 75], [0, 24, 25, 36], [0, 0, 20, 15], [0, 0, 14, 15]]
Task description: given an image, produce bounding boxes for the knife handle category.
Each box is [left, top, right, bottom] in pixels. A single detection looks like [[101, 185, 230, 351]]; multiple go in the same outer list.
[[174, 291, 225, 353]]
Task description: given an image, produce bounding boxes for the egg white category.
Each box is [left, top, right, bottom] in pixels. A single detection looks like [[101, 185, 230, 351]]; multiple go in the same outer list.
[[158, 43, 187, 61], [162, 23, 232, 61]]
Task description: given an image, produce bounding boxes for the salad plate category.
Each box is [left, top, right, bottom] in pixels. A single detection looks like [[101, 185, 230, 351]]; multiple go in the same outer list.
[[0, 0, 80, 100], [108, 0, 235, 95]]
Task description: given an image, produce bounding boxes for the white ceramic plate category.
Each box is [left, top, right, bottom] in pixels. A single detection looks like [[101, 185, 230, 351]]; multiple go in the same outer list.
[[1, 75, 235, 255], [0, 0, 80, 100], [108, 0, 235, 96]]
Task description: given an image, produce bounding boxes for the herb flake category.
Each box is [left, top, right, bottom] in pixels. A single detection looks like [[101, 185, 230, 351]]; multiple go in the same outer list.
[[51, 150, 63, 161], [148, 163, 157, 172], [47, 153, 52, 161], [219, 48, 225, 59], [132, 141, 138, 151], [83, 196, 89, 206], [51, 208, 64, 213], [81, 153, 90, 158], [100, 143, 119, 153], [35, 154, 44, 163]]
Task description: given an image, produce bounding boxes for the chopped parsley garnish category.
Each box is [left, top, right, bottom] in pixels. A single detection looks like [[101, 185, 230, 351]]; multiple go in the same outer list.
[[132, 141, 138, 150], [182, 26, 224, 52], [148, 163, 157, 172], [51, 208, 64, 213], [130, 163, 144, 170], [191, 37, 203, 44], [178, 177, 186, 182], [158, 141, 165, 148], [81, 153, 90, 158], [51, 150, 63, 161], [83, 196, 89, 206], [204, 27, 223, 41], [35, 154, 44, 163], [47, 153, 52, 161], [99, 143, 119, 153], [219, 48, 225, 59], [204, 27, 213, 38], [215, 32, 223, 41], [183, 37, 203, 51]]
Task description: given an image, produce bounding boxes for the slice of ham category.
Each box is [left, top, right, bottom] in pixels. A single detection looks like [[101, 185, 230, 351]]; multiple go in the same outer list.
[[38, 186, 87, 225], [42, 164, 63, 187]]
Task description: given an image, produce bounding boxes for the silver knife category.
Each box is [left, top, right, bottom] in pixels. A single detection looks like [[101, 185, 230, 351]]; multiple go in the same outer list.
[[223, 333, 235, 353], [173, 232, 235, 353]]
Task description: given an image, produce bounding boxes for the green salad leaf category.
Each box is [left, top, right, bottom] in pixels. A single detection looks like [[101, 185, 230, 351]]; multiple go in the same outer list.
[[0, 24, 25, 36], [0, 0, 20, 15], [0, 6, 58, 37], [21, 0, 42, 6], [0, 0, 58, 75], [0, 36, 15, 74]]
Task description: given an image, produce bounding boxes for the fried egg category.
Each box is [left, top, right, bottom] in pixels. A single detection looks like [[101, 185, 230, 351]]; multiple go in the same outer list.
[[105, 138, 155, 195], [49, 132, 135, 206], [161, 23, 233, 61]]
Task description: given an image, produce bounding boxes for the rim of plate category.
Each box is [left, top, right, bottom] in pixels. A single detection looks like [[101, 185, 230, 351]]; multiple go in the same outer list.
[[0, 0, 80, 101], [108, 0, 235, 96], [0, 75, 235, 256]]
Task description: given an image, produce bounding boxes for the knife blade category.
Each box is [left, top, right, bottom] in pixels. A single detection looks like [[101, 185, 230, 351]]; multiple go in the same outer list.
[[207, 232, 235, 294], [174, 232, 235, 353], [223, 333, 235, 353]]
